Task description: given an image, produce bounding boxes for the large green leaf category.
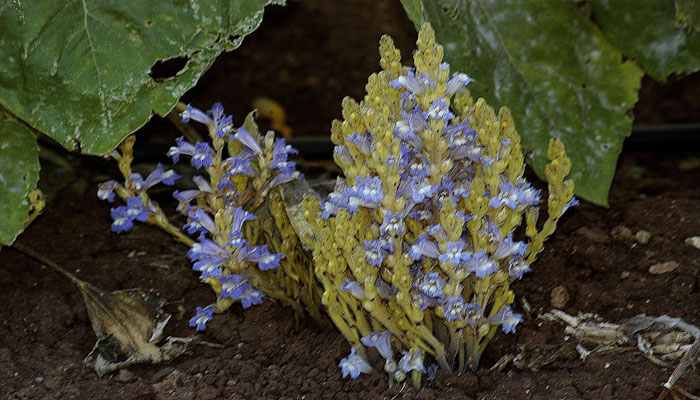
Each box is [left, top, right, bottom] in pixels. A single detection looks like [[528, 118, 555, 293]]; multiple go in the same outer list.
[[592, 0, 700, 80], [0, 121, 39, 245], [0, 0, 280, 155], [675, 0, 700, 32], [400, 0, 643, 206]]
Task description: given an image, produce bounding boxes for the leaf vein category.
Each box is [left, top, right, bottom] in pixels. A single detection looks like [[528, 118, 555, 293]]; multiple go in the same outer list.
[[81, 0, 110, 127]]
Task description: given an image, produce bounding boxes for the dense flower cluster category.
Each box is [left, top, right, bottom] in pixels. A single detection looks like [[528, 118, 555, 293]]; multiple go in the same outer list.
[[100, 103, 320, 330], [303, 23, 576, 386]]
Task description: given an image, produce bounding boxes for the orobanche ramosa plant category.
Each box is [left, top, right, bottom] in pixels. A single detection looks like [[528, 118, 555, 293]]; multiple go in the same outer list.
[[302, 23, 577, 386], [99, 105, 322, 329]]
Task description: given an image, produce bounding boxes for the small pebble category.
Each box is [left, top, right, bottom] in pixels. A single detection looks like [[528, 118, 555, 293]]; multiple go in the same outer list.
[[648, 261, 679, 275], [635, 230, 651, 245], [35, 376, 44, 384], [520, 377, 537, 394], [685, 236, 700, 250], [550, 286, 570, 308], [115, 369, 137, 383], [575, 227, 610, 244], [620, 271, 630, 279], [610, 225, 633, 243]]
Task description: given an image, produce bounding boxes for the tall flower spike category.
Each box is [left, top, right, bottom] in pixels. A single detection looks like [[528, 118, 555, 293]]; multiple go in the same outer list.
[[301, 22, 576, 382]]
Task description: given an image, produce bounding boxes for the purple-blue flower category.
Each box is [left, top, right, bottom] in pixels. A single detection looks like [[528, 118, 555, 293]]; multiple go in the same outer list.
[[98, 180, 120, 203], [426, 98, 454, 121], [224, 155, 255, 178], [563, 196, 580, 213], [220, 274, 250, 299], [184, 208, 218, 235], [188, 238, 230, 279], [234, 127, 263, 155], [143, 163, 181, 189], [398, 349, 425, 373], [407, 179, 438, 204], [488, 305, 522, 334], [269, 138, 298, 174], [363, 238, 393, 267], [128, 173, 145, 192], [412, 291, 438, 311], [439, 240, 468, 266], [189, 304, 215, 331], [507, 255, 531, 280], [167, 137, 215, 169], [492, 233, 526, 260], [361, 331, 393, 361], [445, 72, 472, 96], [409, 234, 440, 260], [110, 206, 134, 233], [339, 279, 365, 300], [349, 175, 384, 207], [389, 70, 435, 95], [207, 102, 234, 138], [239, 284, 265, 309], [181, 104, 212, 125], [193, 254, 228, 280], [321, 186, 351, 219], [418, 272, 446, 300], [339, 347, 372, 379], [395, 110, 428, 150], [380, 210, 407, 237], [334, 145, 353, 166], [400, 148, 431, 181], [443, 297, 481, 324], [264, 170, 302, 193], [125, 196, 151, 222], [226, 231, 247, 249], [231, 206, 256, 233], [488, 181, 540, 211], [347, 133, 372, 156], [237, 244, 263, 264], [462, 250, 496, 279], [173, 189, 206, 214], [256, 245, 283, 271]]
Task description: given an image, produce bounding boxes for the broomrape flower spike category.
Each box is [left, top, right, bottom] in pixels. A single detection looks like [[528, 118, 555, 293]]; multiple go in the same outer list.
[[99, 103, 323, 332], [303, 23, 576, 387]]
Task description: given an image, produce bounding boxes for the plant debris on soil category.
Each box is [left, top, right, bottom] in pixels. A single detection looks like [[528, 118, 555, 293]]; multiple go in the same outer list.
[[2, 1, 700, 399]]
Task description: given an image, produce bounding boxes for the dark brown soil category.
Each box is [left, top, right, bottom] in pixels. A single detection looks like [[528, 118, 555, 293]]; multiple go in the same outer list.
[[3, 1, 700, 399]]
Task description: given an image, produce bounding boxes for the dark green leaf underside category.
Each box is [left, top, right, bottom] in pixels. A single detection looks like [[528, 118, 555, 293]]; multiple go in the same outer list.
[[592, 0, 700, 81], [0, 0, 278, 155], [674, 0, 700, 32], [0, 121, 40, 245]]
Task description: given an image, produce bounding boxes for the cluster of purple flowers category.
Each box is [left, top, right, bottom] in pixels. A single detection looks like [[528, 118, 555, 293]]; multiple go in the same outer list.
[[98, 164, 181, 233], [173, 103, 300, 331], [339, 330, 428, 380], [100, 102, 303, 332]]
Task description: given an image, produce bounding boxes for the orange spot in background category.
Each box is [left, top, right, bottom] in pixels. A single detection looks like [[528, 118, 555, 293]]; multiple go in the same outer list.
[[252, 97, 294, 139]]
